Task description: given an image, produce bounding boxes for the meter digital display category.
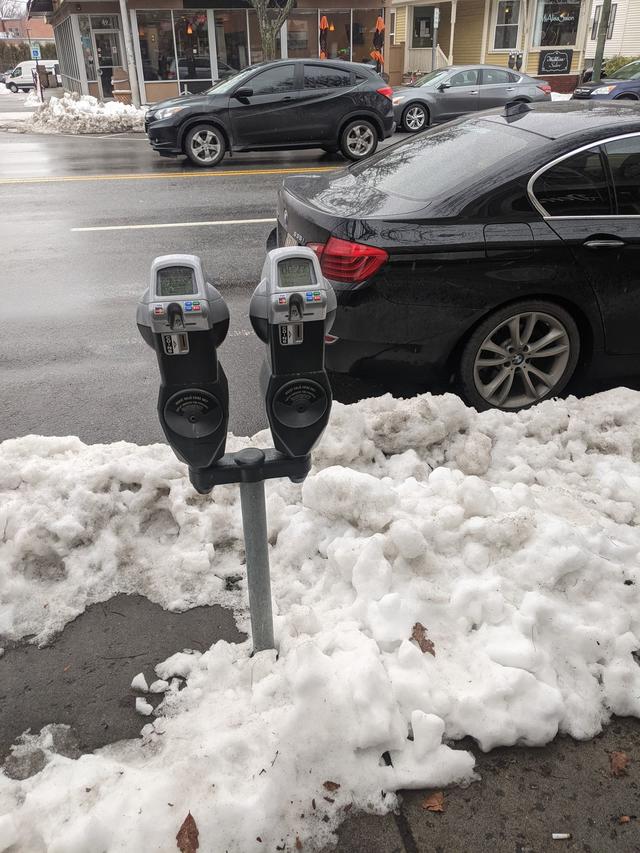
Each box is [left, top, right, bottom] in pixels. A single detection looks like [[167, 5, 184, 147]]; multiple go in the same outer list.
[[278, 257, 315, 289], [157, 266, 197, 297]]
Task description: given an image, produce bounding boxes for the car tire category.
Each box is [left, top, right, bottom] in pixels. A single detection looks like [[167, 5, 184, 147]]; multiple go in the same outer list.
[[616, 94, 638, 100], [340, 119, 378, 161], [184, 124, 226, 168], [8, 83, 18, 93], [402, 103, 428, 132], [459, 300, 580, 411]]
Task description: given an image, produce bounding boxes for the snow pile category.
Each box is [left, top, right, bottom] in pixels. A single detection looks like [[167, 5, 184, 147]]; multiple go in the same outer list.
[[27, 92, 145, 134], [23, 90, 43, 108], [551, 92, 573, 101], [1, 389, 640, 851]]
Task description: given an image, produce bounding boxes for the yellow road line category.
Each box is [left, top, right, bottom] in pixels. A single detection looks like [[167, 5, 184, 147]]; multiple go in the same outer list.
[[0, 165, 339, 186]]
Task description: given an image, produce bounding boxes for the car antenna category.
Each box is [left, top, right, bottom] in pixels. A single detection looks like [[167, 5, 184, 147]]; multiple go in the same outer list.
[[502, 100, 533, 118]]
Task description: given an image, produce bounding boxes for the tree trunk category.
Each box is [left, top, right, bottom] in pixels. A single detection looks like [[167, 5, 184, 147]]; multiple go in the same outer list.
[[249, 0, 296, 62]]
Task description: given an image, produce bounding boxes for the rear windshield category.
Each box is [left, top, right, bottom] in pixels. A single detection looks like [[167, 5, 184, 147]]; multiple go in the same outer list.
[[349, 119, 535, 202]]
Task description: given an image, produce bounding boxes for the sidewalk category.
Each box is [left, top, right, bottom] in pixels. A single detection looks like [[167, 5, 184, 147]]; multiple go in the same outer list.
[[0, 85, 59, 131]]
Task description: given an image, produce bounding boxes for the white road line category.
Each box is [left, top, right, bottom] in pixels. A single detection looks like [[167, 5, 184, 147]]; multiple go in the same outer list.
[[71, 217, 277, 233]]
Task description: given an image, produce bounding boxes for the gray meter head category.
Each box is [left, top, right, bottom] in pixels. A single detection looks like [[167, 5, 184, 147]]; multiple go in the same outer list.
[[137, 254, 230, 348], [250, 246, 336, 342]]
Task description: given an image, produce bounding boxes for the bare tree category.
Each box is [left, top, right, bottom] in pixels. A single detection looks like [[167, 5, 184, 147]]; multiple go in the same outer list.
[[0, 0, 27, 19], [248, 0, 295, 62]]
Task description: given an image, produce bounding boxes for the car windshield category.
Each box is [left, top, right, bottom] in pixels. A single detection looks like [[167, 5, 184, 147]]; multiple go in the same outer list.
[[349, 119, 533, 203], [611, 60, 640, 80], [206, 65, 260, 94], [410, 69, 449, 87]]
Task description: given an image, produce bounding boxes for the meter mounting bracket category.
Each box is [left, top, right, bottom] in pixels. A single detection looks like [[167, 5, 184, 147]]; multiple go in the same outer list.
[[189, 447, 311, 494]]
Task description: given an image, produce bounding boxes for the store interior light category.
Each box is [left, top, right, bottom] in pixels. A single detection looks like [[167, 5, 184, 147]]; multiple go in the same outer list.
[[186, 22, 193, 34], [329, 22, 335, 31]]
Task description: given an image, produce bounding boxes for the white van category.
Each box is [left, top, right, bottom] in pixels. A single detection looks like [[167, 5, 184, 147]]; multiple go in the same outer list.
[[5, 60, 59, 93]]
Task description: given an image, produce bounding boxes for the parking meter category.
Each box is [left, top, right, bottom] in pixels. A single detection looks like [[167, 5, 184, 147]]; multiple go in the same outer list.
[[250, 247, 336, 458], [137, 254, 230, 469]]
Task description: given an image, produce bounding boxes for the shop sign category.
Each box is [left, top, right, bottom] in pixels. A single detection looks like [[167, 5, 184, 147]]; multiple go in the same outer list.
[[538, 48, 573, 74]]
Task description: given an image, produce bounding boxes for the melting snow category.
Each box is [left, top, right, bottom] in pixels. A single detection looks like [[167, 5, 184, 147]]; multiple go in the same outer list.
[[27, 92, 146, 134], [1, 389, 640, 851]]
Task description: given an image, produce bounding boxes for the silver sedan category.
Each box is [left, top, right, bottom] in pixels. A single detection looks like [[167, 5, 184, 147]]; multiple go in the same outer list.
[[393, 65, 551, 132]]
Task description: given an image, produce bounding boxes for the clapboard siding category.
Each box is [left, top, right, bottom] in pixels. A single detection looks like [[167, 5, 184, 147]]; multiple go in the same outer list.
[[452, 0, 485, 62]]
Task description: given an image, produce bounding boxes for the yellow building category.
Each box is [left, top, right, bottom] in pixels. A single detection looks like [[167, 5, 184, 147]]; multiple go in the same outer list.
[[386, 0, 588, 89]]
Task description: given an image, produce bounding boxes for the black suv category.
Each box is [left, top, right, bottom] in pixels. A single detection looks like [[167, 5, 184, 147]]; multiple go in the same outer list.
[[145, 59, 395, 167]]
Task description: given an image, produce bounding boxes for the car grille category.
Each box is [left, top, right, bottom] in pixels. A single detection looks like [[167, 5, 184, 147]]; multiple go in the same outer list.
[[572, 88, 592, 98]]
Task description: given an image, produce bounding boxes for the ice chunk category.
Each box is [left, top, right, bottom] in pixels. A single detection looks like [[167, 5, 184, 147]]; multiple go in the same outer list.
[[148, 679, 170, 694], [130, 672, 148, 693], [135, 697, 153, 716]]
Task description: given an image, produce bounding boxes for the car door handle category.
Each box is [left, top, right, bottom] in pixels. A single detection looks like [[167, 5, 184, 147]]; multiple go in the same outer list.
[[583, 239, 625, 249], [506, 86, 516, 90], [469, 90, 479, 95]]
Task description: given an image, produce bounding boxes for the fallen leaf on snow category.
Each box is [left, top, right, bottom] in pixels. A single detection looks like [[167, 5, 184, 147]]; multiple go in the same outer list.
[[176, 812, 199, 852], [411, 623, 435, 656], [421, 791, 445, 812], [610, 751, 630, 777], [323, 781, 340, 792], [619, 815, 631, 824], [295, 838, 303, 850]]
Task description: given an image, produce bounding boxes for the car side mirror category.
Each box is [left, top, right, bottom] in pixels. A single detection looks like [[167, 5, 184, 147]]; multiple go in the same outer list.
[[438, 82, 450, 91], [233, 87, 253, 99]]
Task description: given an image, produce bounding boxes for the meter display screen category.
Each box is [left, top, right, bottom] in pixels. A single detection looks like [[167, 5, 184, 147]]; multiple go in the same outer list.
[[278, 257, 315, 289], [157, 266, 197, 297]]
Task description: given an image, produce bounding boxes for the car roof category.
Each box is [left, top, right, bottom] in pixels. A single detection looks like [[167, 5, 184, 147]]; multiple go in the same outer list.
[[477, 100, 640, 140], [444, 64, 526, 72], [244, 58, 378, 73]]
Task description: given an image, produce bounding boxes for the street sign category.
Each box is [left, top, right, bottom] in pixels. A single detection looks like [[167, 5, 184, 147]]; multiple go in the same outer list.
[[31, 45, 41, 61], [433, 7, 440, 29]]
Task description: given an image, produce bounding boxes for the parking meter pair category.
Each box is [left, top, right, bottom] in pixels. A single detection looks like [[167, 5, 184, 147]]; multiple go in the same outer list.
[[137, 248, 336, 492]]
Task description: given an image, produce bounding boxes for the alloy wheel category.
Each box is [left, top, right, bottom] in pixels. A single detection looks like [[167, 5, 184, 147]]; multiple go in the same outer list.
[[190, 129, 221, 164], [346, 124, 375, 157], [405, 105, 426, 131], [472, 311, 572, 408]]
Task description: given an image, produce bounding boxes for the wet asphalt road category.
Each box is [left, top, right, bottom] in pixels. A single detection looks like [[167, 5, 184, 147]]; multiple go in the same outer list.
[[0, 131, 354, 444]]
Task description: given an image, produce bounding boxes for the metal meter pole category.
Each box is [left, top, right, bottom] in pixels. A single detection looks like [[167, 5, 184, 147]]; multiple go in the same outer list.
[[237, 450, 275, 652]]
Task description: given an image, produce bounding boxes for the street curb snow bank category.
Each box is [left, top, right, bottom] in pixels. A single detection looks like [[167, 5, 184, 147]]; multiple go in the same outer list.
[[27, 92, 146, 134], [1, 389, 640, 851]]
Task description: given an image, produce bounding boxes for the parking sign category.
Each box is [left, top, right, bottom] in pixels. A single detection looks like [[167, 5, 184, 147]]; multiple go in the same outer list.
[[31, 45, 41, 60]]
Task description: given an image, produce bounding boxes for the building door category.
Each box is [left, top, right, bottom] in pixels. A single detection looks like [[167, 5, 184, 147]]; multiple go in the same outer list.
[[93, 30, 122, 98]]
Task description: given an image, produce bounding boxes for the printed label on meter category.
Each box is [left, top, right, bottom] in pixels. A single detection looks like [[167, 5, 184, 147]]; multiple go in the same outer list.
[[162, 333, 189, 355], [279, 323, 303, 346]]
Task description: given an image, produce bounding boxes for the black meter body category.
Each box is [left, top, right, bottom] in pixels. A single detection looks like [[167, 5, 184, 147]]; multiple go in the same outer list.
[[250, 247, 336, 458], [137, 254, 230, 469]]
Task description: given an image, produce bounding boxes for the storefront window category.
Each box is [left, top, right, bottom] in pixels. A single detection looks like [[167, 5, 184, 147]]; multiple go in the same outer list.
[[412, 6, 434, 48], [494, 0, 520, 49], [173, 10, 211, 92], [214, 10, 249, 77], [78, 15, 96, 81], [533, 0, 581, 46], [248, 10, 282, 63], [320, 11, 350, 60], [137, 11, 175, 81], [352, 9, 384, 64], [287, 11, 317, 59]]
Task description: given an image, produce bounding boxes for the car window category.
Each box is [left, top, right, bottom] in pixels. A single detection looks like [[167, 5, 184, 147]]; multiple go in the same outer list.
[[531, 147, 612, 216], [348, 120, 533, 203], [13, 68, 21, 77], [611, 60, 640, 80], [605, 135, 640, 215], [248, 64, 296, 95], [448, 69, 479, 87], [412, 69, 448, 87], [481, 68, 515, 85], [304, 64, 352, 89]]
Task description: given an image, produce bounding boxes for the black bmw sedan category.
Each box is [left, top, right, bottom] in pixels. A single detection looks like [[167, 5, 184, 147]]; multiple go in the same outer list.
[[273, 101, 640, 411]]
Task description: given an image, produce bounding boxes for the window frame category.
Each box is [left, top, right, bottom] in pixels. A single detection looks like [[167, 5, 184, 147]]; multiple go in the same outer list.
[[411, 5, 434, 49], [527, 132, 640, 218], [591, 2, 616, 39], [492, 0, 523, 52]]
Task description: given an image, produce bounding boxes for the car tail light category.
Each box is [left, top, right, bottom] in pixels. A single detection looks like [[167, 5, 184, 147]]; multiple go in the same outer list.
[[324, 333, 339, 344], [537, 84, 552, 94], [376, 86, 393, 100], [308, 237, 389, 284]]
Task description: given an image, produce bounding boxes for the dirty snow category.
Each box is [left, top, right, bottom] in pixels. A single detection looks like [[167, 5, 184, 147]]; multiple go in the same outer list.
[[551, 92, 573, 101], [1, 389, 640, 851], [27, 92, 145, 134]]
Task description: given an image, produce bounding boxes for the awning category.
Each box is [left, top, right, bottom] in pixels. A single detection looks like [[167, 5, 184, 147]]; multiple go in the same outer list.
[[27, 0, 54, 18]]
